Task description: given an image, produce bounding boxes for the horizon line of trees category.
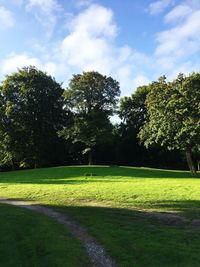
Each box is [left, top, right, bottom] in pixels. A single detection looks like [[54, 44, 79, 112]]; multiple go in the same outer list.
[[0, 66, 199, 174]]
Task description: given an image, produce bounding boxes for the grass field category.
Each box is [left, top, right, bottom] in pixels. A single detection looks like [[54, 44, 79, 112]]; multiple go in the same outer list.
[[1, 166, 200, 266], [0, 203, 90, 267]]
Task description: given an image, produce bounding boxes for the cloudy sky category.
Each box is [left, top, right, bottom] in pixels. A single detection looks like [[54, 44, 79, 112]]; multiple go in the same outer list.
[[1, 0, 200, 95]]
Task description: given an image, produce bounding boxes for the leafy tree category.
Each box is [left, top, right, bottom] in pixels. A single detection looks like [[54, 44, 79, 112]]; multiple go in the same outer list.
[[119, 85, 150, 129], [139, 73, 200, 175], [0, 66, 66, 168], [117, 86, 150, 165], [61, 71, 120, 164]]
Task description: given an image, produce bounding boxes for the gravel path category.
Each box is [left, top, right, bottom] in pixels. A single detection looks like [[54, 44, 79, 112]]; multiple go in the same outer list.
[[1, 199, 200, 267], [0, 198, 116, 267]]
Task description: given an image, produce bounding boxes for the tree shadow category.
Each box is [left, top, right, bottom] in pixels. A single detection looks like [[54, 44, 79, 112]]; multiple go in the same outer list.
[[148, 199, 200, 218], [52, 199, 200, 222], [2, 199, 200, 266], [0, 165, 198, 184]]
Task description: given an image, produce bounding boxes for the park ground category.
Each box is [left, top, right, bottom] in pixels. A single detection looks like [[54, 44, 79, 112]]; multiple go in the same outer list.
[[1, 166, 200, 267]]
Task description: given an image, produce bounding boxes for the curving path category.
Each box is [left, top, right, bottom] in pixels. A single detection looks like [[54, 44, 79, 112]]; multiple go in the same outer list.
[[0, 198, 116, 267]]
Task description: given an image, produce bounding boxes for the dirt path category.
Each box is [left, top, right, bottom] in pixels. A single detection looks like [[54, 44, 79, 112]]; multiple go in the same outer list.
[[137, 209, 200, 226], [0, 198, 116, 267], [1, 199, 200, 267]]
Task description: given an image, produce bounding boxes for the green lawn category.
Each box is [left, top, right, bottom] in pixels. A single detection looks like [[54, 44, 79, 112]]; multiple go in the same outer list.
[[0, 203, 90, 267], [1, 166, 200, 266]]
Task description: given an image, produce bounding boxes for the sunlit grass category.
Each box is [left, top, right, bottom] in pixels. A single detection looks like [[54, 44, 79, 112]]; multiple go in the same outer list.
[[1, 166, 200, 266], [0, 166, 200, 216]]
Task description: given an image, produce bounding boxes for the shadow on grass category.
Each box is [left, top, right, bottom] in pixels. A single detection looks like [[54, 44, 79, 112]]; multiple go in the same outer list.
[[0, 203, 91, 267], [149, 200, 200, 218], [41, 202, 200, 266], [52, 199, 200, 222], [0, 166, 198, 184], [2, 199, 200, 266]]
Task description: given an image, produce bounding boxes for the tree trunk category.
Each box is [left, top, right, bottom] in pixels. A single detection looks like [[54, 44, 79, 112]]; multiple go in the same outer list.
[[198, 160, 200, 171], [88, 150, 93, 165], [10, 159, 15, 171], [34, 162, 38, 169], [186, 148, 197, 176]]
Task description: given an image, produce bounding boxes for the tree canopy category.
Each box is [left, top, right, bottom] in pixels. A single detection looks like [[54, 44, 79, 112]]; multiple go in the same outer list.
[[0, 66, 198, 172], [0, 66, 66, 168], [119, 85, 150, 130], [61, 71, 120, 164], [139, 73, 200, 175]]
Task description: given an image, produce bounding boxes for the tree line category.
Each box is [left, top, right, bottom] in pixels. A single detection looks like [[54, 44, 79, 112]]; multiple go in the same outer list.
[[0, 66, 199, 174]]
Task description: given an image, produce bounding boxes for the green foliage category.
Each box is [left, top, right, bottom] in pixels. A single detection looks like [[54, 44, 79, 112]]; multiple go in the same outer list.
[[139, 73, 200, 174], [0, 66, 198, 170], [119, 85, 150, 129], [64, 71, 120, 115], [61, 71, 120, 164], [117, 85, 160, 166], [139, 74, 200, 150], [0, 66, 66, 167]]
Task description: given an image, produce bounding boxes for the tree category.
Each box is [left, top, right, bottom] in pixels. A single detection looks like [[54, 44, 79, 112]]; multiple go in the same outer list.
[[117, 86, 150, 165], [139, 73, 200, 175], [119, 85, 150, 129], [61, 71, 120, 165], [0, 66, 66, 168]]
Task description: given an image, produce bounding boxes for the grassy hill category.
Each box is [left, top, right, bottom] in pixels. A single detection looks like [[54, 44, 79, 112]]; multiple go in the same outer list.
[[1, 166, 200, 266]]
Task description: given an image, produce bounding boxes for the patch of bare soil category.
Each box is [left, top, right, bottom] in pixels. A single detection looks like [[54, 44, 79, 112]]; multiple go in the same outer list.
[[141, 211, 189, 225]]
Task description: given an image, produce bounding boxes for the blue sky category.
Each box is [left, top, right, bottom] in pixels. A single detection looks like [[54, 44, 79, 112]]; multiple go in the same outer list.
[[1, 0, 200, 95]]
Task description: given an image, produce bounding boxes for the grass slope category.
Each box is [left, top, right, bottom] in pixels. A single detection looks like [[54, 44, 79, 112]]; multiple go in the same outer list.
[[1, 166, 200, 266]]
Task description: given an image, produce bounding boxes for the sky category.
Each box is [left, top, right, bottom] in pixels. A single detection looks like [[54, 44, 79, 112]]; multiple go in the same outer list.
[[1, 0, 200, 96]]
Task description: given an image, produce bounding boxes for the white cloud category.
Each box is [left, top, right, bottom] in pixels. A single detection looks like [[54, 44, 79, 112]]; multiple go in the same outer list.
[[0, 6, 15, 29], [164, 4, 192, 23], [155, 56, 175, 70], [1, 54, 41, 76], [0, 1, 192, 96], [43, 61, 70, 79], [73, 0, 93, 8], [12, 0, 24, 5], [165, 60, 200, 81], [41, 1, 200, 93], [55, 4, 150, 95], [26, 0, 61, 14], [0, 2, 156, 95], [114, 66, 150, 95], [132, 74, 150, 89], [26, 0, 62, 36], [70, 4, 117, 38], [146, 0, 200, 82], [0, 53, 71, 83], [155, 10, 200, 59], [59, 4, 116, 73], [148, 0, 173, 15]]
